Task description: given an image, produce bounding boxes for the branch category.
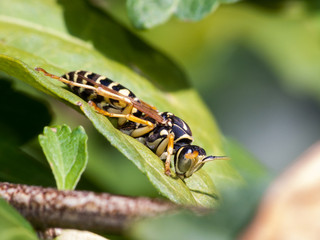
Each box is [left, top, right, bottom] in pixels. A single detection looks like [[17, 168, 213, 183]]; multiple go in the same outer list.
[[0, 182, 178, 234]]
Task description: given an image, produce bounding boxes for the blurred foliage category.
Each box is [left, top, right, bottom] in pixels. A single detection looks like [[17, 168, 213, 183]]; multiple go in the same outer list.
[[132, 1, 320, 100], [131, 179, 269, 240], [126, 0, 223, 29], [94, 0, 242, 29], [129, 1, 320, 171]]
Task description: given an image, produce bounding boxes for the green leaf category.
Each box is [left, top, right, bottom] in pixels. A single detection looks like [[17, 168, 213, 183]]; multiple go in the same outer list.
[[0, 0, 242, 206], [39, 125, 88, 190], [0, 199, 38, 240], [127, 0, 178, 29], [176, 0, 219, 21], [125, 0, 240, 29]]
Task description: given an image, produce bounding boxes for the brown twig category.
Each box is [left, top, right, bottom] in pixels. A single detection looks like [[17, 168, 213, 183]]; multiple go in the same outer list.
[[0, 182, 178, 234]]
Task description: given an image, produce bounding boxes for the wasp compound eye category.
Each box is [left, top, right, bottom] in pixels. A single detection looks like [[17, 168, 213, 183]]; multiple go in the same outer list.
[[176, 148, 193, 175]]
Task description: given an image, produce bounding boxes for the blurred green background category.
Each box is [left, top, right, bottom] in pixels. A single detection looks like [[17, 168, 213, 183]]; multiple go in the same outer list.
[[122, 0, 320, 172]]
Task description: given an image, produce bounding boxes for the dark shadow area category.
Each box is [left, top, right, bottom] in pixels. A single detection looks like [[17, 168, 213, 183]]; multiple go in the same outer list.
[[0, 78, 54, 186], [57, 0, 190, 92], [0, 79, 51, 145]]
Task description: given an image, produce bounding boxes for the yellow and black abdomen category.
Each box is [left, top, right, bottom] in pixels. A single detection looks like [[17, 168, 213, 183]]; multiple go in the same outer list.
[[62, 70, 140, 116]]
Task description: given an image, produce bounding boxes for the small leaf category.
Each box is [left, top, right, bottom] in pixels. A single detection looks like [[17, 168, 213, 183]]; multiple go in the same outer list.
[[0, 199, 38, 240], [39, 125, 88, 190], [127, 0, 178, 29], [176, 0, 219, 21]]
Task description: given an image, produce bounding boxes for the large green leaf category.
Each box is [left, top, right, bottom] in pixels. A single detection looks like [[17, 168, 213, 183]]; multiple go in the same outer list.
[[0, 199, 38, 240], [0, 0, 241, 206], [39, 125, 88, 190]]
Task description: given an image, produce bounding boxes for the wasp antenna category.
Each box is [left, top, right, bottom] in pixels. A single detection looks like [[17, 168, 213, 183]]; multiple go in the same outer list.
[[35, 67, 46, 73], [35, 67, 62, 81], [203, 156, 230, 163]]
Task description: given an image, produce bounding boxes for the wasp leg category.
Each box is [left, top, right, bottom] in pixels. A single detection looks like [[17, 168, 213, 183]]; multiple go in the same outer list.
[[88, 101, 154, 128], [165, 133, 175, 176], [36, 67, 97, 90], [130, 125, 155, 138], [118, 104, 133, 126]]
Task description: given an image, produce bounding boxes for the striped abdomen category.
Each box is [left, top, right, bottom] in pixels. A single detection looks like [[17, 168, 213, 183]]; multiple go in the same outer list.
[[62, 70, 142, 118]]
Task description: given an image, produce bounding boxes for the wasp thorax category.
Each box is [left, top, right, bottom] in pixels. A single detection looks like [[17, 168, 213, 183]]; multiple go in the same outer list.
[[160, 112, 193, 145]]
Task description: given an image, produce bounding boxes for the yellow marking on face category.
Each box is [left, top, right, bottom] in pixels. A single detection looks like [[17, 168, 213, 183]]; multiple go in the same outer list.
[[185, 150, 199, 159]]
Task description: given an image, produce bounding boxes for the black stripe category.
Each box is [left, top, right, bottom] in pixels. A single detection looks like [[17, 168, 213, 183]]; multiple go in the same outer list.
[[112, 84, 124, 91], [100, 78, 113, 87]]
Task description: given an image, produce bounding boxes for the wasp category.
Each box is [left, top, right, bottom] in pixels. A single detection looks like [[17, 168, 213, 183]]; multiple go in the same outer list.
[[35, 67, 228, 179]]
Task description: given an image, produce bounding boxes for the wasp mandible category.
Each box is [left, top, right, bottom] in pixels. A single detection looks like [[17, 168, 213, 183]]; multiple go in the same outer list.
[[35, 68, 228, 179]]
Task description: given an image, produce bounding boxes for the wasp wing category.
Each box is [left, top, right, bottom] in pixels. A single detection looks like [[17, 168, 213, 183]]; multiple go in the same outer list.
[[70, 72, 165, 124]]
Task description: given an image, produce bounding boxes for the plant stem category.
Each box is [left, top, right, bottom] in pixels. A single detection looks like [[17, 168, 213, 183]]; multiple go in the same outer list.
[[0, 182, 177, 234]]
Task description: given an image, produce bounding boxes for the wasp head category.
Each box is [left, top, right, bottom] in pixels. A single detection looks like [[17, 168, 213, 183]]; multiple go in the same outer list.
[[174, 145, 229, 179]]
